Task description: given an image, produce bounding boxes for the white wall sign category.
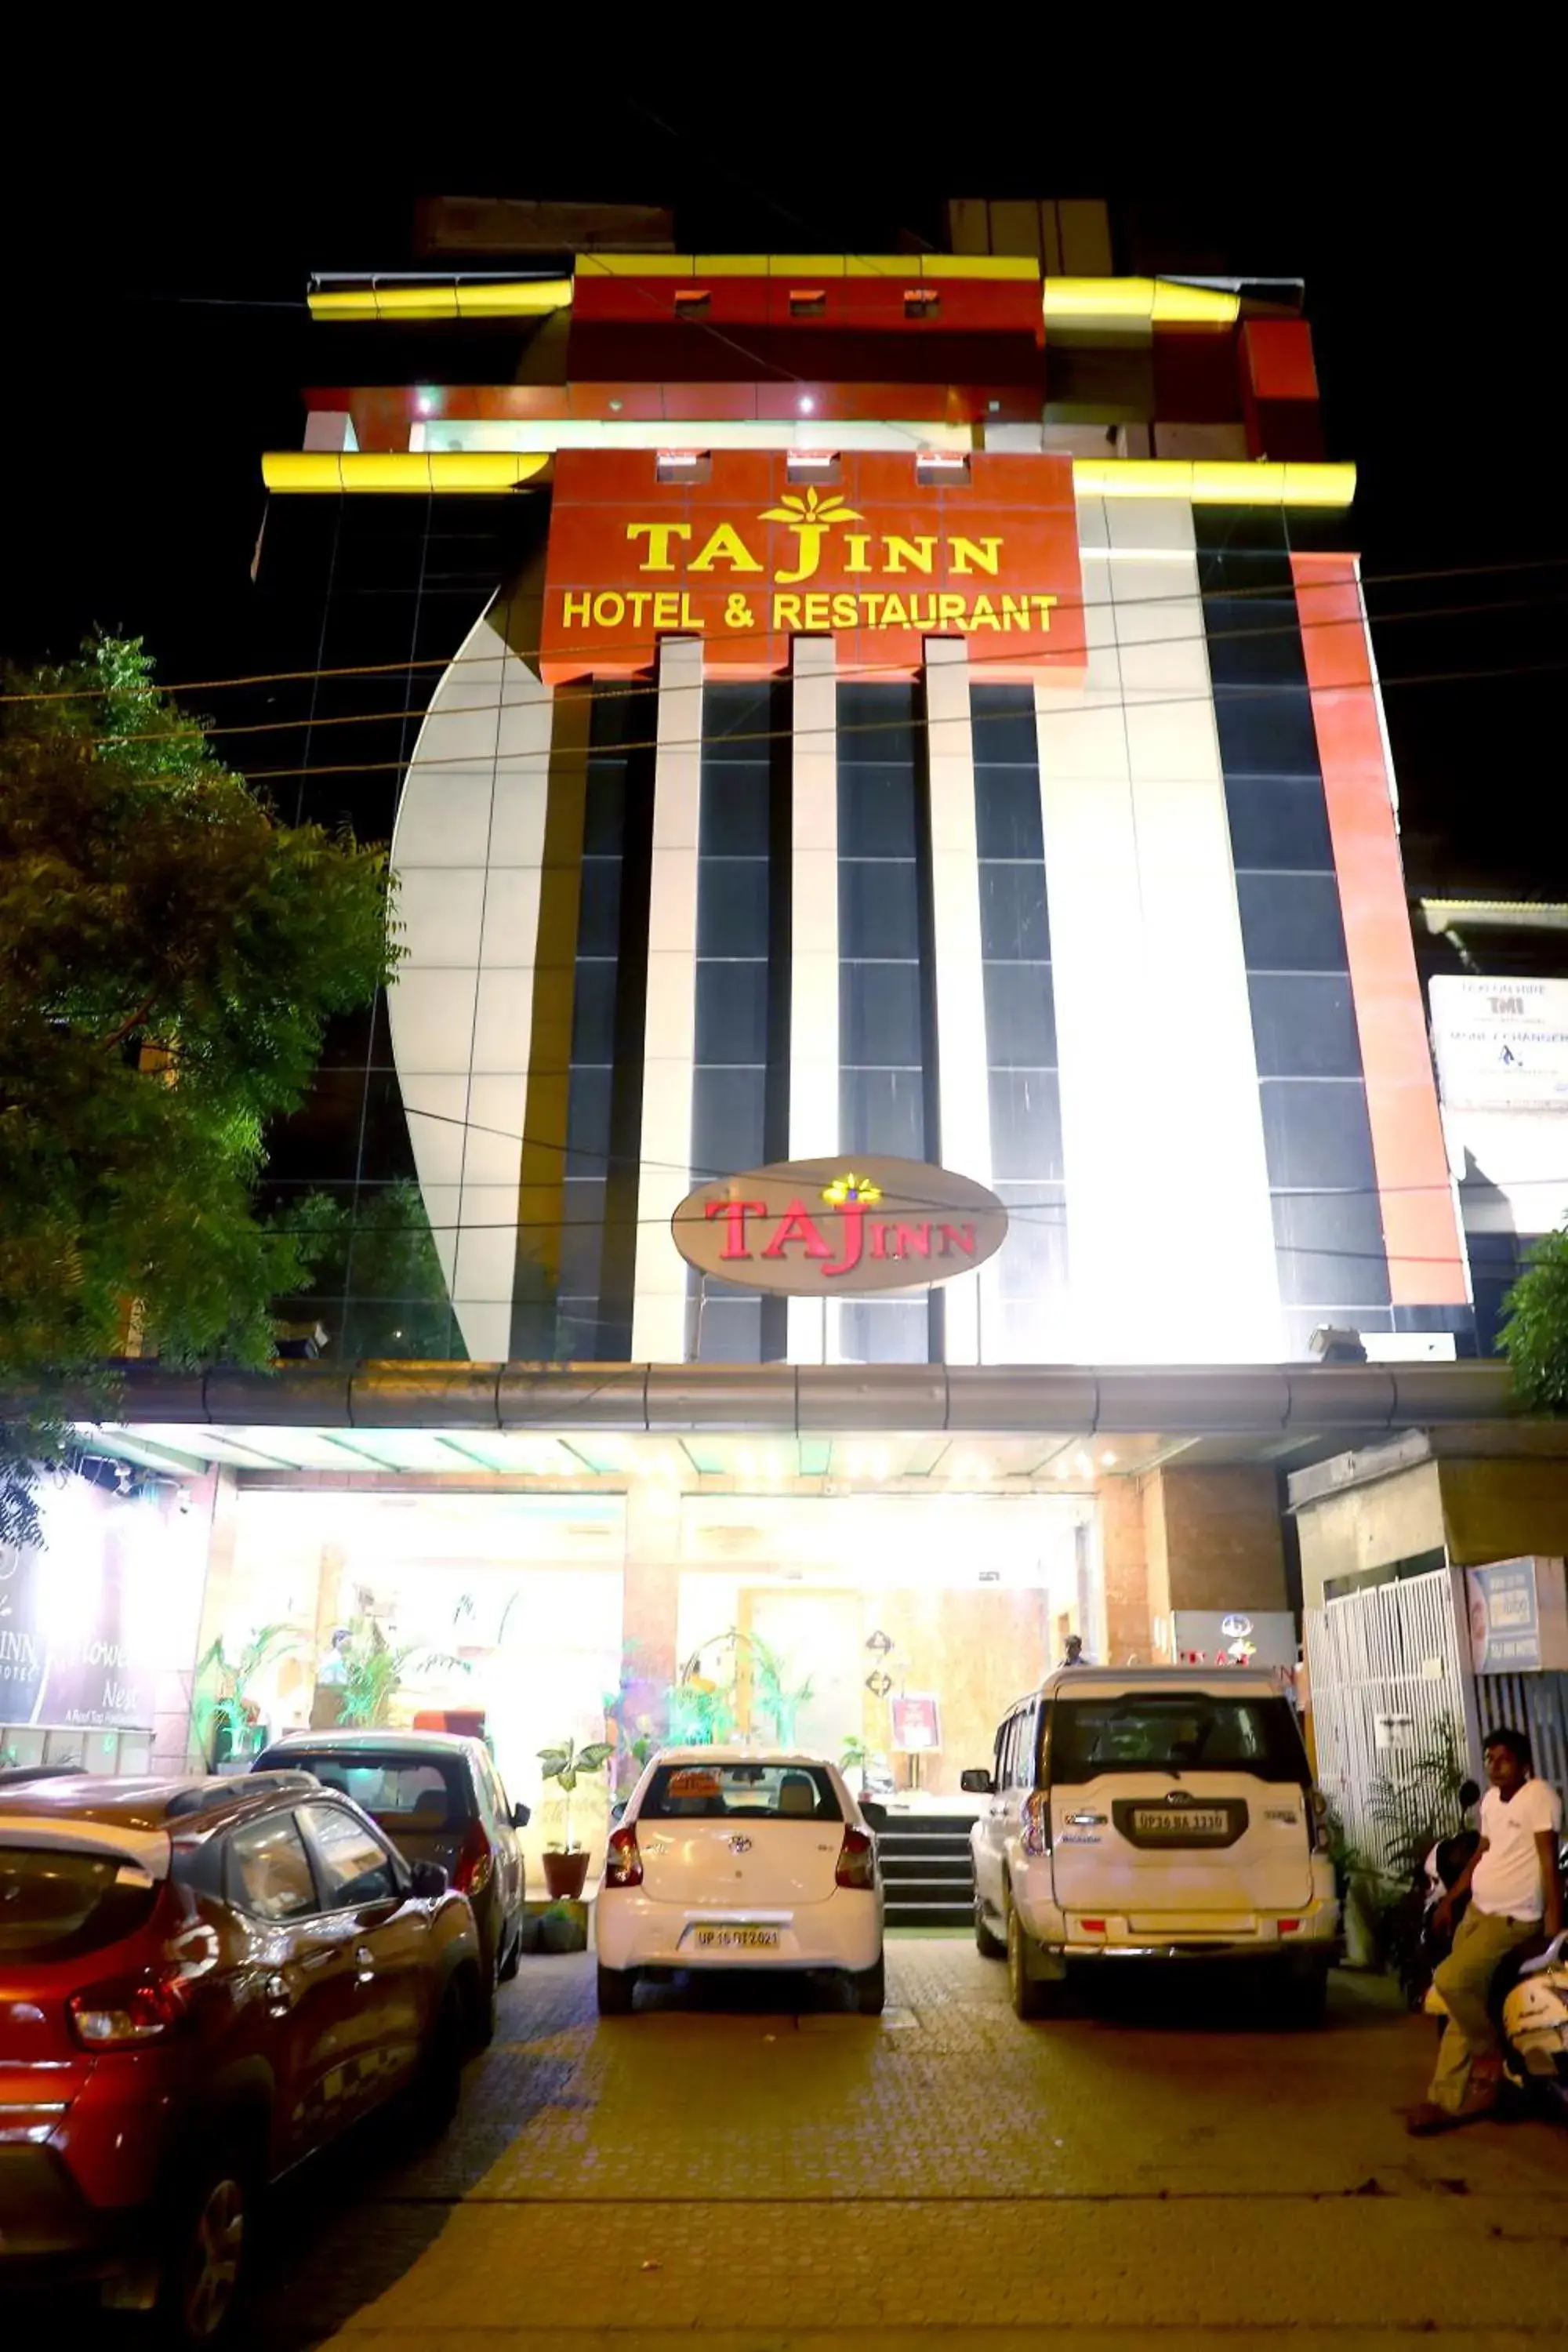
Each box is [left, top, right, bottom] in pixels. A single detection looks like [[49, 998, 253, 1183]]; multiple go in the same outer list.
[[1430, 976, 1568, 1113]]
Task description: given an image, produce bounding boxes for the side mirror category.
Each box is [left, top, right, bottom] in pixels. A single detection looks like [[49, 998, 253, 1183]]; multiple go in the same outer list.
[[860, 1799, 887, 1831], [409, 1858, 449, 1899], [960, 1769, 995, 1796], [511, 1802, 531, 1829]]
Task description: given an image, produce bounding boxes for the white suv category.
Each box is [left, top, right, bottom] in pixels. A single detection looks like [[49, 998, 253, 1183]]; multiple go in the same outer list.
[[594, 1749, 885, 2016], [966, 1668, 1339, 2023]]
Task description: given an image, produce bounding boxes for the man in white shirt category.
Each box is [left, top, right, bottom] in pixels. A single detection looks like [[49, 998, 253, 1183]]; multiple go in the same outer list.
[[1408, 1726, 1564, 2133]]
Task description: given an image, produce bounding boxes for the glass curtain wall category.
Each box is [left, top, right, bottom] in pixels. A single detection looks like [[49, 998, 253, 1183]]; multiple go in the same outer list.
[[972, 683, 1069, 1358], [690, 681, 792, 1363]]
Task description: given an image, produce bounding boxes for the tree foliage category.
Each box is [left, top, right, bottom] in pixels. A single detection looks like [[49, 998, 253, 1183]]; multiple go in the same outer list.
[[1499, 1227, 1568, 1410], [0, 635, 397, 1536]]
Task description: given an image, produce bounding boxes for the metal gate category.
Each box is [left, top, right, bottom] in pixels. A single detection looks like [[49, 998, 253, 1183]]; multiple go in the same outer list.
[[1484, 1671, 1568, 1802], [1304, 1567, 1479, 1878]]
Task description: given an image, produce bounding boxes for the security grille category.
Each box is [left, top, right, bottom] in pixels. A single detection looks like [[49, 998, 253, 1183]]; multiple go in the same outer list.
[[1304, 1566, 1476, 1878]]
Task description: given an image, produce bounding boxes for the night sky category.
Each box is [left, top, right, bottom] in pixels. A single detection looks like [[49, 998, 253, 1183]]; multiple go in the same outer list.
[[6, 107, 1563, 899]]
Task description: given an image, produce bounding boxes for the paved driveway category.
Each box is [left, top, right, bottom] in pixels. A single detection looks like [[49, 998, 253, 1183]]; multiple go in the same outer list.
[[255, 1941, 1566, 2350]]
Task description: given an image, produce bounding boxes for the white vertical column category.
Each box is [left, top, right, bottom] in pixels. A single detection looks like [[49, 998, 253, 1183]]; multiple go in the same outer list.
[[1036, 495, 1280, 1362], [630, 637, 704, 1363], [1107, 496, 1279, 1359], [789, 636, 839, 1364], [924, 638, 990, 1364]]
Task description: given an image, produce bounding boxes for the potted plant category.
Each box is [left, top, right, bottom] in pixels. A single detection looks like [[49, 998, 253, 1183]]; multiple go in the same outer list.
[[192, 1623, 303, 1769], [333, 1617, 469, 1727], [537, 1735, 614, 1899]]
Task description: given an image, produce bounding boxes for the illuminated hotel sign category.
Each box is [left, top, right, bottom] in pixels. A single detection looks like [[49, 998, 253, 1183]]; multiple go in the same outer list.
[[540, 450, 1086, 682], [673, 1156, 1010, 1296]]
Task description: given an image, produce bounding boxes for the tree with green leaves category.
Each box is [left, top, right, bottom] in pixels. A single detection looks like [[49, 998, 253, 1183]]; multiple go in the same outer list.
[[1499, 1228, 1568, 1410], [0, 635, 397, 1542]]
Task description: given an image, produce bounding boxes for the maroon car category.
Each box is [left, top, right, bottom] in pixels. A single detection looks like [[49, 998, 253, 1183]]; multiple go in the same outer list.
[[0, 1770, 483, 2347]]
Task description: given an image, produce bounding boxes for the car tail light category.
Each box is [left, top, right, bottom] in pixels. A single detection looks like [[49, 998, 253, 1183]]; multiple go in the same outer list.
[[1022, 1792, 1052, 1857], [1308, 1789, 1332, 1853], [835, 1827, 877, 1890], [452, 1820, 494, 1897], [68, 1966, 192, 2049], [1279, 1919, 1301, 1936], [1080, 1918, 1106, 1935], [604, 1824, 643, 1889]]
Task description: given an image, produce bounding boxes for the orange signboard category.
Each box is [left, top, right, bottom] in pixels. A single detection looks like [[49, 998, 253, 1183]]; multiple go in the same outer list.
[[539, 450, 1086, 683]]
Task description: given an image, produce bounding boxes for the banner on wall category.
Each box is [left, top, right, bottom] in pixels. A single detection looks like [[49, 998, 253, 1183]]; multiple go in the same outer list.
[[1467, 1557, 1568, 1673], [540, 449, 1087, 683], [0, 1487, 165, 1731]]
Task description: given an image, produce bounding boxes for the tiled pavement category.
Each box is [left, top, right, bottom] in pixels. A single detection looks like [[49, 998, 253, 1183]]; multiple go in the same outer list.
[[253, 1941, 1568, 2349]]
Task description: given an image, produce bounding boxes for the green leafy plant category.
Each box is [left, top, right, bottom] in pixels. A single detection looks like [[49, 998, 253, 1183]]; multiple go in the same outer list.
[[334, 1617, 469, 1727], [1500, 1226, 1568, 1406], [840, 1733, 872, 1774], [676, 1627, 812, 1746], [537, 1736, 614, 1852], [0, 633, 396, 1545], [192, 1622, 303, 1768]]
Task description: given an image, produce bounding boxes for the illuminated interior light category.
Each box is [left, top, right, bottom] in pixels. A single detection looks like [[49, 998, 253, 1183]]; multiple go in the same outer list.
[[797, 394, 815, 413], [736, 1446, 756, 1479], [1074, 1451, 1092, 1478], [1099, 1450, 1117, 1468], [871, 1447, 891, 1483]]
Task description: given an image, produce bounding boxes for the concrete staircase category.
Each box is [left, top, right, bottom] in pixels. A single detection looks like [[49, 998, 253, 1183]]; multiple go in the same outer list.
[[873, 1809, 978, 1930]]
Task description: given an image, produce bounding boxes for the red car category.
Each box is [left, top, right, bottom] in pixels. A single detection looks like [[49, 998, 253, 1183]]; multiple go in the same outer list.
[[0, 1770, 484, 2347]]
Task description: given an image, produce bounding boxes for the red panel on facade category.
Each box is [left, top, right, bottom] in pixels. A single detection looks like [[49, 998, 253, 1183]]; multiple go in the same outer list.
[[1292, 554, 1468, 1309], [1243, 319, 1319, 403], [539, 448, 1086, 687]]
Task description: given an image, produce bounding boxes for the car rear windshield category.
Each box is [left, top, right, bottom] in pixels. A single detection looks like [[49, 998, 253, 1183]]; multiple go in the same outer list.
[[0, 1845, 161, 1961], [278, 1754, 470, 1832], [1048, 1694, 1307, 1784], [639, 1764, 843, 1822]]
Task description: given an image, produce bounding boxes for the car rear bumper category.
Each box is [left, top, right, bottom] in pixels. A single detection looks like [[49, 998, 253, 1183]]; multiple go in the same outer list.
[[1018, 1897, 1341, 1965], [0, 2144, 149, 2289], [596, 1889, 882, 1973]]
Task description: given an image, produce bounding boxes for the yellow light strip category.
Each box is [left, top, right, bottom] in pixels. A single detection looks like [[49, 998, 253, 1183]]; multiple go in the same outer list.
[[1073, 459, 1353, 506], [1043, 277, 1241, 326], [261, 449, 1350, 506], [575, 252, 1042, 282], [307, 279, 573, 322], [261, 452, 554, 494]]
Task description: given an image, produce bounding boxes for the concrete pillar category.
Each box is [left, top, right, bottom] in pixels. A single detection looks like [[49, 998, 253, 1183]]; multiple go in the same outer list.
[[924, 637, 989, 1364], [1142, 1465, 1288, 1656], [619, 1480, 684, 1759], [1098, 1475, 1153, 1664]]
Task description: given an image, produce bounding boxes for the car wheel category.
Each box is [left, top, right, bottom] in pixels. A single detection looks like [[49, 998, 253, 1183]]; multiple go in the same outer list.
[[156, 2148, 253, 2351], [975, 1899, 1006, 1960], [1007, 1895, 1054, 2022], [410, 1981, 466, 2138], [596, 1962, 637, 2016], [852, 1953, 886, 2016]]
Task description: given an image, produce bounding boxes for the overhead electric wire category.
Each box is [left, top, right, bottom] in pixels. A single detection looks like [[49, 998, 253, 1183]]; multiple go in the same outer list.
[[3, 550, 1568, 712]]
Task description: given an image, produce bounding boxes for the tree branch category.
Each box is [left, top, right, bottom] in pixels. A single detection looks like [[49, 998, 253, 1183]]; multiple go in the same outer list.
[[99, 988, 159, 1051]]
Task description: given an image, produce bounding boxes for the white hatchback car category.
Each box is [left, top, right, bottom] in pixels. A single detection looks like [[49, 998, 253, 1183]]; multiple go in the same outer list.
[[594, 1749, 885, 2016]]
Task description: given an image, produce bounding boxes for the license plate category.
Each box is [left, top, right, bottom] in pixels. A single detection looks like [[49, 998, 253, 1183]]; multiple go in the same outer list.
[[1131, 1808, 1230, 1838], [688, 1925, 781, 1953]]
